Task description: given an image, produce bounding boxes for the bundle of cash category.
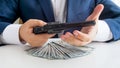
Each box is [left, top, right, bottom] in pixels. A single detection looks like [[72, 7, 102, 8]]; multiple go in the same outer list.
[[26, 40, 94, 60]]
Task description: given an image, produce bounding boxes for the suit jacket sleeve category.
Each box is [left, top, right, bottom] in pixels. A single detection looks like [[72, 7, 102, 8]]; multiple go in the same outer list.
[[97, 0, 120, 41], [0, 0, 120, 41], [0, 0, 19, 34]]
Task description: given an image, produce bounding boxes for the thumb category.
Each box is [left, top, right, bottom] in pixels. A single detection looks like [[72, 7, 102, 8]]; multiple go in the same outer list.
[[86, 4, 104, 21]]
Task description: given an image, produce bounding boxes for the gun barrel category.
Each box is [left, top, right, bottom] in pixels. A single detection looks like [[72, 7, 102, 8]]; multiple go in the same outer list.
[[60, 20, 95, 29], [33, 20, 95, 34]]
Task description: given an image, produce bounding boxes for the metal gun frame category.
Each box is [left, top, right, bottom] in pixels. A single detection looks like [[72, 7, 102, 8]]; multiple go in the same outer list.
[[33, 20, 96, 34]]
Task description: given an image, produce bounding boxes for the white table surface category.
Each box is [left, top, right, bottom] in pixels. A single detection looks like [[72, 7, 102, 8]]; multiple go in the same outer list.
[[0, 39, 120, 68]]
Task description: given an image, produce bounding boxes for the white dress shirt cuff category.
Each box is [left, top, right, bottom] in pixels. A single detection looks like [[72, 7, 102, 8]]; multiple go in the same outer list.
[[1, 24, 24, 45], [93, 20, 113, 42]]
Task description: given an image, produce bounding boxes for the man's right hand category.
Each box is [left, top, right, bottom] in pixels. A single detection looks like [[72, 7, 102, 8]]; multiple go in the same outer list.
[[19, 19, 55, 47]]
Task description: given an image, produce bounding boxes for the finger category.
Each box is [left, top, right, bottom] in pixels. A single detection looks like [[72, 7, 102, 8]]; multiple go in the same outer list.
[[25, 19, 54, 37], [61, 32, 80, 45], [26, 19, 47, 28], [73, 30, 91, 42], [70, 39, 88, 46], [61, 32, 88, 46], [61, 32, 74, 42], [86, 4, 104, 21]]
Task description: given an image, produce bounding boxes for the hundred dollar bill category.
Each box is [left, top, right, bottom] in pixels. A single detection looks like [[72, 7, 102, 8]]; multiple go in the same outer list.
[[26, 38, 94, 60]]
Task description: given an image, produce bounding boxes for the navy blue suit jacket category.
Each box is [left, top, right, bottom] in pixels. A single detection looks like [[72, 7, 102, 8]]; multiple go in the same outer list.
[[0, 0, 120, 41]]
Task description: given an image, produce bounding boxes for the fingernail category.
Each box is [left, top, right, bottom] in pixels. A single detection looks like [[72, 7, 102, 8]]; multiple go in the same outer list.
[[65, 34, 70, 38], [61, 35, 65, 40], [74, 32, 78, 36]]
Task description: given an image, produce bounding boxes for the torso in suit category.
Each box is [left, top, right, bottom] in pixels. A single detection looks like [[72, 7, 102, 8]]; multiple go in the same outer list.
[[0, 0, 120, 40]]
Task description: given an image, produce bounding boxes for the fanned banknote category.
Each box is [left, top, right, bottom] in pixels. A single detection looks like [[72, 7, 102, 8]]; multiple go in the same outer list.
[[26, 39, 94, 60]]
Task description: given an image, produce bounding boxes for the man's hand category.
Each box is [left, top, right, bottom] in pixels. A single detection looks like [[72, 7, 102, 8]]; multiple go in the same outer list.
[[19, 19, 55, 47], [61, 4, 104, 46]]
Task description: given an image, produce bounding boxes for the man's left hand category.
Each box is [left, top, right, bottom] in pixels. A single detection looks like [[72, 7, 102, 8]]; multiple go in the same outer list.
[[61, 4, 104, 46]]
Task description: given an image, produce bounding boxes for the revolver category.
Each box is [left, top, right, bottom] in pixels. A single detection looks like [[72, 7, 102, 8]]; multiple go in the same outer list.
[[33, 20, 96, 34]]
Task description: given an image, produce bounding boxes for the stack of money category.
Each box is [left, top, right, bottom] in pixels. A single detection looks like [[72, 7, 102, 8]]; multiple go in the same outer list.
[[26, 40, 94, 60]]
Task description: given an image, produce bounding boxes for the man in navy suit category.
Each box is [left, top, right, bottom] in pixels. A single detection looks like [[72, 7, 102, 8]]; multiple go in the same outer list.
[[0, 0, 120, 47]]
